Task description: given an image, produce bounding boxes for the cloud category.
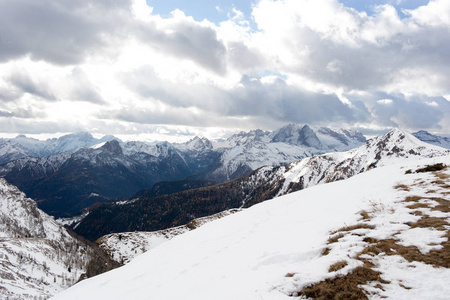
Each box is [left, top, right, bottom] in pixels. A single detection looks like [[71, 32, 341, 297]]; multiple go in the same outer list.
[[66, 68, 105, 104], [0, 0, 132, 65], [135, 10, 227, 74], [249, 0, 450, 95], [0, 0, 449, 139], [7, 67, 56, 101]]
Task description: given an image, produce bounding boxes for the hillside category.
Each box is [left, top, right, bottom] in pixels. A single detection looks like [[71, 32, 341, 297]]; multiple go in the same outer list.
[[51, 154, 450, 299], [0, 178, 93, 299], [72, 129, 450, 240], [97, 209, 240, 265], [0, 178, 121, 299]]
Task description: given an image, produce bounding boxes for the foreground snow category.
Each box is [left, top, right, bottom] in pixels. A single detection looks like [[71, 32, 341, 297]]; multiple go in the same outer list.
[[52, 155, 450, 300]]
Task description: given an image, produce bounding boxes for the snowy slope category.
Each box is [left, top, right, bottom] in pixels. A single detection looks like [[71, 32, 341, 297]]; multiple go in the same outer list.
[[0, 178, 93, 299], [97, 209, 239, 264], [51, 155, 450, 300]]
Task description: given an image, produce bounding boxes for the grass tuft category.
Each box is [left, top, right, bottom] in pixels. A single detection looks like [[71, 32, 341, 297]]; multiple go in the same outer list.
[[394, 184, 410, 191], [407, 216, 448, 231], [328, 233, 345, 244], [328, 260, 348, 273], [416, 163, 447, 173], [299, 263, 387, 300], [322, 247, 331, 256], [331, 223, 376, 235]]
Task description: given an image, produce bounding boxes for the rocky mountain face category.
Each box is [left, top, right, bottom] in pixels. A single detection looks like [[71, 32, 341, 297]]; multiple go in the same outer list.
[[0, 125, 367, 217], [72, 129, 450, 241], [0, 178, 116, 299], [413, 130, 450, 149]]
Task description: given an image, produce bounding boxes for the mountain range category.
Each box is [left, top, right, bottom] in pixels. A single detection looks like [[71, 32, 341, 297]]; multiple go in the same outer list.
[[71, 129, 450, 241], [0, 124, 369, 217]]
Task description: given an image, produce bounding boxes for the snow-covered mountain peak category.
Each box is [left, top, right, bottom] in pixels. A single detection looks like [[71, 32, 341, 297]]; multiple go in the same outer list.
[[271, 124, 322, 148], [360, 128, 448, 164], [176, 136, 213, 152], [269, 128, 450, 197], [101, 140, 123, 156], [156, 141, 177, 157], [215, 129, 271, 149]]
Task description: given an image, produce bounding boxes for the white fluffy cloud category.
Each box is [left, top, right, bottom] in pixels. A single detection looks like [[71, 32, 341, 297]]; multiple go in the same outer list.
[[0, 0, 448, 141]]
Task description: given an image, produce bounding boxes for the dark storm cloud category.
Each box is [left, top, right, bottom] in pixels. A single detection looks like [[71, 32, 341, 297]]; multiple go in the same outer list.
[[0, 0, 132, 65]]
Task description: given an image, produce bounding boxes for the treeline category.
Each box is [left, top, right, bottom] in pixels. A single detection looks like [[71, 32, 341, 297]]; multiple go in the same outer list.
[[73, 166, 289, 241]]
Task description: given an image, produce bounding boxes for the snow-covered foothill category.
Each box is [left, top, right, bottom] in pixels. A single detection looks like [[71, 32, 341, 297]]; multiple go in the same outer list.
[[0, 178, 93, 299], [97, 209, 240, 264], [51, 153, 450, 300]]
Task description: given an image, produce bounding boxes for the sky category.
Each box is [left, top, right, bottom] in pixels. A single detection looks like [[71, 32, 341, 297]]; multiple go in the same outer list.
[[0, 0, 449, 142]]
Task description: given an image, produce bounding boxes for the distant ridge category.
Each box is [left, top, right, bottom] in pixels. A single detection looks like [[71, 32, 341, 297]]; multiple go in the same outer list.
[[0, 125, 367, 217]]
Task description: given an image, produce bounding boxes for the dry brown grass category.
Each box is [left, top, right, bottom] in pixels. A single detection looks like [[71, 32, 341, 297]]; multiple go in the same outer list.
[[404, 195, 422, 202], [328, 232, 345, 244], [435, 172, 449, 180], [407, 216, 448, 231], [322, 247, 331, 256], [406, 202, 430, 210], [328, 233, 345, 244], [429, 197, 450, 213], [299, 262, 388, 300], [328, 260, 348, 272], [331, 223, 376, 235], [416, 163, 447, 173], [358, 236, 450, 268], [360, 210, 370, 220], [394, 184, 410, 191], [432, 179, 447, 186]]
